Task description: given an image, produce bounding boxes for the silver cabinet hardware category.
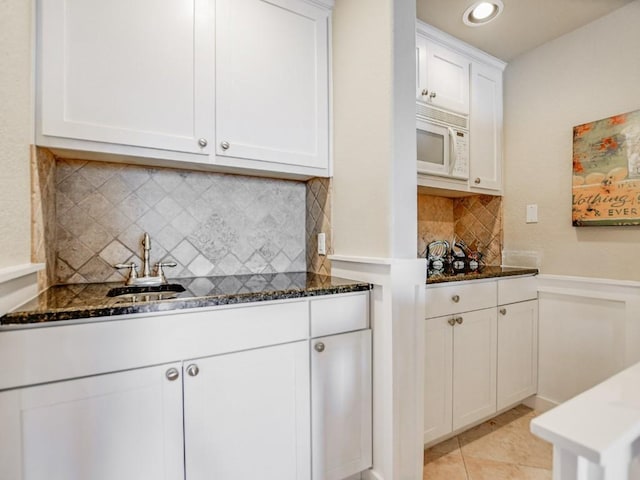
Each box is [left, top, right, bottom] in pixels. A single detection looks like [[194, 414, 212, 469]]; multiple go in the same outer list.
[[455, 316, 464, 325], [447, 318, 456, 326], [198, 138, 208, 147], [314, 342, 325, 353], [421, 89, 429, 96], [474, 178, 481, 184], [220, 141, 230, 150], [499, 308, 507, 315], [186, 364, 199, 377], [451, 295, 460, 303], [429, 91, 436, 99], [166, 368, 180, 381]]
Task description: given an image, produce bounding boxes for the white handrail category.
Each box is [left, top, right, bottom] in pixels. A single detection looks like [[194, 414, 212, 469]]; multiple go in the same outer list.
[[531, 361, 640, 479]]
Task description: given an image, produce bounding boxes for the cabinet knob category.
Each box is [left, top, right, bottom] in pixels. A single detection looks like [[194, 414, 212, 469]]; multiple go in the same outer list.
[[451, 294, 460, 303], [421, 89, 429, 96], [198, 138, 208, 148], [455, 316, 464, 325], [220, 141, 230, 151], [474, 178, 481, 184], [186, 364, 200, 377], [447, 318, 456, 326], [166, 368, 180, 381], [429, 91, 437, 99], [499, 308, 507, 315], [314, 342, 325, 353]]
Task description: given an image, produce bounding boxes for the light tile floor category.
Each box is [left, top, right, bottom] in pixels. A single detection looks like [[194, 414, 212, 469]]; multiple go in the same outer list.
[[423, 405, 553, 480]]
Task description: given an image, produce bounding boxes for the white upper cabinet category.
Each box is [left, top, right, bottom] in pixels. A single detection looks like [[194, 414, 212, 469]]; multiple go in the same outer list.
[[416, 35, 470, 115], [36, 0, 332, 178], [416, 21, 505, 195], [470, 61, 503, 193], [37, 0, 215, 159], [215, 0, 330, 174]]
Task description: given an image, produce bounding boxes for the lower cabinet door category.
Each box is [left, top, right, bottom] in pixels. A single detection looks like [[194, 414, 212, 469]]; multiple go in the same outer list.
[[311, 330, 372, 480], [424, 316, 454, 444], [0, 363, 185, 480], [183, 341, 311, 480], [497, 300, 538, 410], [452, 308, 497, 430]]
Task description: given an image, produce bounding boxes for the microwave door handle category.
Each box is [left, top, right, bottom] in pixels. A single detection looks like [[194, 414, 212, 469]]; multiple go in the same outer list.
[[448, 127, 458, 174]]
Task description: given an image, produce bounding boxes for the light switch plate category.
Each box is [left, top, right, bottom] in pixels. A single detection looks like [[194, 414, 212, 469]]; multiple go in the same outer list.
[[526, 204, 538, 223], [317, 233, 326, 255]]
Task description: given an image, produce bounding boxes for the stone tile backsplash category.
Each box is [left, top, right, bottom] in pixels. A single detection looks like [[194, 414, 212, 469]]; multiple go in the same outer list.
[[418, 193, 503, 266], [53, 158, 307, 283]]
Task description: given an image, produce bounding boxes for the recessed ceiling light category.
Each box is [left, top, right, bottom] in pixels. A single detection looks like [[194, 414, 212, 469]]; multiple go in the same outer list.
[[463, 0, 504, 27]]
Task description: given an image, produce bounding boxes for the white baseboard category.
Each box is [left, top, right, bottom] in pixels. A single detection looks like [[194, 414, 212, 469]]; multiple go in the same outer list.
[[362, 469, 384, 480], [522, 394, 559, 413], [0, 263, 45, 316]]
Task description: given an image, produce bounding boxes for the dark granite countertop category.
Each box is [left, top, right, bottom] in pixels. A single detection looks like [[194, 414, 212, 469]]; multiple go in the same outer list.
[[1, 272, 372, 327], [426, 266, 538, 285]]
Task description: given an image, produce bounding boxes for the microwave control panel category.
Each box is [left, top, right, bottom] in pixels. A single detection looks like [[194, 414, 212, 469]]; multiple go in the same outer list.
[[451, 130, 469, 179]]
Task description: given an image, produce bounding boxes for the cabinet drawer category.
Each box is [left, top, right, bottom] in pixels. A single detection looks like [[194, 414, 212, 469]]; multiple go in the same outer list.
[[498, 276, 537, 305], [0, 300, 310, 391], [310, 292, 369, 338], [425, 281, 496, 318]]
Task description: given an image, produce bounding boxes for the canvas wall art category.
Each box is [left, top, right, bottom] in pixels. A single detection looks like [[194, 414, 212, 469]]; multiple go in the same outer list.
[[572, 109, 640, 226]]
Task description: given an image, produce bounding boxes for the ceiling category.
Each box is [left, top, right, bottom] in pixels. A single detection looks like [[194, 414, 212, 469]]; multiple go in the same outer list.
[[416, 0, 635, 61]]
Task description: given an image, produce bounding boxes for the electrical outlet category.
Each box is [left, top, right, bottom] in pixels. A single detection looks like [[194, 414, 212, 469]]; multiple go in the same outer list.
[[526, 204, 538, 223], [317, 233, 326, 255]]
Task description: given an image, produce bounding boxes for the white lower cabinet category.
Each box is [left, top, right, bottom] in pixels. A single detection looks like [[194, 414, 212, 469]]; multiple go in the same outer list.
[[452, 308, 498, 430], [185, 341, 310, 480], [424, 308, 497, 444], [424, 276, 538, 445], [311, 330, 372, 480], [0, 363, 185, 480], [424, 314, 453, 443], [497, 300, 538, 410], [0, 292, 371, 480]]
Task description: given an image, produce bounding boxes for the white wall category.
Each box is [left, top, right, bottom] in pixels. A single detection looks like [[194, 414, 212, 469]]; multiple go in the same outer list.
[[503, 1, 640, 280], [0, 0, 33, 269], [332, 0, 417, 259]]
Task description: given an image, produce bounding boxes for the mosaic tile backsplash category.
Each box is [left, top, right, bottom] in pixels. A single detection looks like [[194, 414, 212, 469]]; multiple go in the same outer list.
[[53, 158, 307, 283]]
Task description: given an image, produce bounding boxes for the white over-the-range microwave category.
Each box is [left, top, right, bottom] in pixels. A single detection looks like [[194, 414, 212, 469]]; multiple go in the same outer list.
[[416, 103, 469, 180]]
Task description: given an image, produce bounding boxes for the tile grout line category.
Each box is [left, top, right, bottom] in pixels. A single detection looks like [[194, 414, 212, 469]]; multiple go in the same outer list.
[[457, 435, 471, 480]]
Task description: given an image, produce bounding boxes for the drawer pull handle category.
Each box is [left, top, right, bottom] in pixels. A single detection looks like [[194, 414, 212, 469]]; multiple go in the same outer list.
[[314, 342, 325, 353], [166, 368, 180, 381], [499, 308, 507, 315], [186, 364, 200, 377], [455, 316, 464, 325], [447, 318, 456, 326], [451, 295, 460, 303]]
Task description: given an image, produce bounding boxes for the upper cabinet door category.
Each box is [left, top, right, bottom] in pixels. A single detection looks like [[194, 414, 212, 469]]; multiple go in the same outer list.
[[215, 0, 330, 171], [469, 61, 503, 192], [424, 41, 469, 115], [38, 0, 214, 156]]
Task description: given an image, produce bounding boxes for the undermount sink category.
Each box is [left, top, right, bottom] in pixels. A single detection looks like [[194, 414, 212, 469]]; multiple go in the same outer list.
[[106, 283, 186, 298]]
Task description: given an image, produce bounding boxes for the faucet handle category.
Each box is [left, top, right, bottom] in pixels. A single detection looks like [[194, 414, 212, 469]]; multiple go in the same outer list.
[[114, 263, 139, 285], [155, 261, 177, 284]]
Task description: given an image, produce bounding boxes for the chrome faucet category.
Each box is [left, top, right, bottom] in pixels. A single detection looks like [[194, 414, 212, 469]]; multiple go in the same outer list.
[[115, 232, 176, 286]]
